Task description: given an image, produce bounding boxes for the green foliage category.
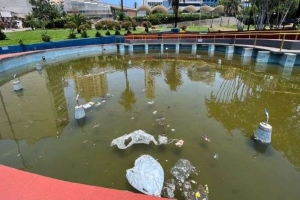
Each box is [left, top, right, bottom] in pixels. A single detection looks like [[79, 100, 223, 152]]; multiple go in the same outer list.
[[105, 30, 111, 35], [69, 13, 87, 33], [95, 31, 102, 37], [41, 32, 51, 42], [122, 21, 132, 30], [142, 21, 152, 28], [95, 22, 104, 30], [53, 18, 67, 28], [79, 24, 90, 31], [0, 31, 6, 40], [131, 19, 138, 30], [0, 21, 4, 29], [115, 29, 121, 35], [68, 32, 76, 39], [81, 30, 88, 38], [29, 0, 64, 28], [115, 22, 121, 30], [105, 21, 116, 30], [114, 10, 126, 21]]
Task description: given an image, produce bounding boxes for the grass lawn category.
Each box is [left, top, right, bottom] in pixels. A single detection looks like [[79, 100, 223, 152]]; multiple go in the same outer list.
[[0, 25, 242, 47], [0, 27, 145, 46]]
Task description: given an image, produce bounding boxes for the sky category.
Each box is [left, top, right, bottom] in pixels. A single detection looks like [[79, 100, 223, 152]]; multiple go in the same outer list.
[[100, 0, 143, 8]]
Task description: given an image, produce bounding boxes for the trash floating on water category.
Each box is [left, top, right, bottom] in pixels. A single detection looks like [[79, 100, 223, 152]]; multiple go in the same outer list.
[[142, 88, 145, 92], [88, 102, 95, 105], [153, 111, 157, 114], [175, 140, 184, 147], [158, 135, 168, 145], [204, 184, 209, 194], [126, 155, 164, 197], [131, 117, 134, 120], [213, 154, 219, 159], [93, 123, 100, 128], [170, 159, 198, 183], [102, 100, 106, 103], [167, 124, 170, 128], [82, 103, 91, 109], [163, 160, 208, 199], [83, 140, 88, 143], [171, 129, 175, 132], [148, 101, 154, 105], [162, 179, 176, 198], [95, 102, 101, 107], [202, 135, 211, 142], [111, 130, 158, 149], [156, 118, 165, 126]]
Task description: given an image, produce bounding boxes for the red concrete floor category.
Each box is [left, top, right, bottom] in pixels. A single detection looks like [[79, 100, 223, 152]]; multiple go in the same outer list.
[[0, 165, 166, 200]]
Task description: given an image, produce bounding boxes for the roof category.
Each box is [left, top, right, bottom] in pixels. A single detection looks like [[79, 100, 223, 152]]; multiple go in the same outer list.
[[136, 5, 152, 13], [151, 5, 168, 13]]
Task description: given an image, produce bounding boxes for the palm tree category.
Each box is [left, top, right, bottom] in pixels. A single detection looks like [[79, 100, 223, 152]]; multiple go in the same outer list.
[[118, 64, 137, 112], [168, 0, 185, 28], [71, 13, 87, 33]]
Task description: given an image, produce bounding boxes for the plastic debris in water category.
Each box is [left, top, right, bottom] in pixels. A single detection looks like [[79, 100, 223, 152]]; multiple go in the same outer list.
[[195, 191, 201, 198], [142, 89, 145, 92], [153, 111, 157, 114], [148, 101, 154, 105], [82, 103, 91, 109], [202, 135, 211, 142], [190, 180, 197, 184], [93, 123, 100, 128], [204, 184, 209, 194], [213, 154, 219, 159], [158, 135, 168, 145], [102, 100, 106, 103], [175, 140, 184, 147], [156, 118, 165, 126], [171, 129, 175, 132], [170, 159, 198, 182], [95, 102, 101, 107], [126, 155, 164, 197], [88, 102, 95, 105], [111, 130, 158, 149]]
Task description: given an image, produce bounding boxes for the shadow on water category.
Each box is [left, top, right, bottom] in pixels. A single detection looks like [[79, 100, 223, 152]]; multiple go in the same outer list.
[[246, 136, 273, 158]]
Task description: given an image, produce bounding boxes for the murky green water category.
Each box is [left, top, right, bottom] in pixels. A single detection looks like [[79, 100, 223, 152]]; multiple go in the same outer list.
[[0, 51, 300, 200]]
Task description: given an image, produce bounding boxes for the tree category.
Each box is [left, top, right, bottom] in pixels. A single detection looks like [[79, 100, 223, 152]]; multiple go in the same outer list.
[[23, 14, 37, 30], [168, 0, 185, 28], [0, 22, 6, 40], [69, 13, 87, 33], [29, 0, 62, 28]]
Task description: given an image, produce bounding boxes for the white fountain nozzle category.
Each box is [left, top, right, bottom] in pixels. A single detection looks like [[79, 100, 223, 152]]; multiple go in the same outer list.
[[264, 108, 269, 125]]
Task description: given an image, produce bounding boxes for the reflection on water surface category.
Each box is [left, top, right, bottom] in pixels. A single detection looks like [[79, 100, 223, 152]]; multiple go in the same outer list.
[[0, 52, 300, 200]]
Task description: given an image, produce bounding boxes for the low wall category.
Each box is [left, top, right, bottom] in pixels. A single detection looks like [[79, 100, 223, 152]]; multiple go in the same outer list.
[[0, 36, 124, 55], [0, 44, 118, 73]]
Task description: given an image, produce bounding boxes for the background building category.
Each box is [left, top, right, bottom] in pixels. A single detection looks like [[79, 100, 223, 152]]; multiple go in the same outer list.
[[0, 0, 32, 28]]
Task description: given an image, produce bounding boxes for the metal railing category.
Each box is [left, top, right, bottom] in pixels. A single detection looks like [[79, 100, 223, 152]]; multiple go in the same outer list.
[[125, 31, 300, 51]]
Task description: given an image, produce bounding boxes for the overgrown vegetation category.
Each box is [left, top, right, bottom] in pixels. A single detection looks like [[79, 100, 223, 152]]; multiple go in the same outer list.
[[0, 22, 6, 40]]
